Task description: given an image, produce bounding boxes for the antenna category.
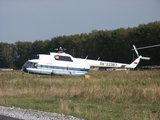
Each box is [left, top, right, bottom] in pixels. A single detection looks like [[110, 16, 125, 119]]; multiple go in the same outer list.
[[97, 57, 100, 61], [85, 55, 88, 59]]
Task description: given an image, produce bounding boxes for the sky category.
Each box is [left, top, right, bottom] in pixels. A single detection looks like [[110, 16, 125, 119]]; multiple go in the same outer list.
[[0, 0, 160, 44]]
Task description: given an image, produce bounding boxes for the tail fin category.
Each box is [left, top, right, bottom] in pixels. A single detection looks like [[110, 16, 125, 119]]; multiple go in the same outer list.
[[125, 56, 141, 69], [125, 45, 150, 69]]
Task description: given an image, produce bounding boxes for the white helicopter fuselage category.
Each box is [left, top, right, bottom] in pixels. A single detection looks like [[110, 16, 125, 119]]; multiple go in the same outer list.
[[22, 52, 91, 75], [22, 45, 150, 76]]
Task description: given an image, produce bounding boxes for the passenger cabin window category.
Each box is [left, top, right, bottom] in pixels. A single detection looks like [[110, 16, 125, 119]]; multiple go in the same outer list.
[[54, 55, 73, 62]]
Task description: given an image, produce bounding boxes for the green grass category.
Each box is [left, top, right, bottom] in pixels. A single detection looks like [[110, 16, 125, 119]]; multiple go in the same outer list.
[[0, 70, 160, 120]]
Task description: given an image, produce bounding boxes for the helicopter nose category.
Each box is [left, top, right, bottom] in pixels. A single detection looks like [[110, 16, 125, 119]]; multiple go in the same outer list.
[[22, 67, 28, 72]]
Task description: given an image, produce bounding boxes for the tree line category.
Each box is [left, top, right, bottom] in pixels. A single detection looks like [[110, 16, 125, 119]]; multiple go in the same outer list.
[[0, 21, 160, 69]]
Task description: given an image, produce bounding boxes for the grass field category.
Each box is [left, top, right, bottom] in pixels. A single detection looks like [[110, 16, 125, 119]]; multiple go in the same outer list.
[[0, 70, 160, 120]]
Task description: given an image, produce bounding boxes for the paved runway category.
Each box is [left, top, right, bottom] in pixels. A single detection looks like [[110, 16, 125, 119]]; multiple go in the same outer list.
[[0, 115, 21, 120]]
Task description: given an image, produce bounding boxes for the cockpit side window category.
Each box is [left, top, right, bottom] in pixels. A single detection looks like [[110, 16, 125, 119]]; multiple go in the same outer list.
[[32, 63, 37, 68]]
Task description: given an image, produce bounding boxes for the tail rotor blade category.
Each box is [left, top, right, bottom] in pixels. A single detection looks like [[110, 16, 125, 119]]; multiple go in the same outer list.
[[141, 57, 151, 60], [133, 45, 139, 57]]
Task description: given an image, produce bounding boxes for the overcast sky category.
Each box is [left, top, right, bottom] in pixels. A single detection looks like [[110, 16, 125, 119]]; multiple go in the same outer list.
[[0, 0, 160, 44]]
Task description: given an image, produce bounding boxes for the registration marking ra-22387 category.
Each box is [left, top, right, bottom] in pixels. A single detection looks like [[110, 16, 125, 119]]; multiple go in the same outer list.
[[100, 62, 117, 67]]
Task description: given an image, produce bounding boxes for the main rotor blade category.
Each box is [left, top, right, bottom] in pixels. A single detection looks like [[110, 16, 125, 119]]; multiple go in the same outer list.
[[131, 44, 160, 50]]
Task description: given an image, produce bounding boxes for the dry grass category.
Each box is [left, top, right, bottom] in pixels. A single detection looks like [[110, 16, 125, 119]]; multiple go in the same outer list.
[[0, 70, 160, 119]]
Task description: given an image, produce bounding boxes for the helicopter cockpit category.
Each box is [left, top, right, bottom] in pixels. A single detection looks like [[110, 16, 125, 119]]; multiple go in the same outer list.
[[22, 61, 38, 72]]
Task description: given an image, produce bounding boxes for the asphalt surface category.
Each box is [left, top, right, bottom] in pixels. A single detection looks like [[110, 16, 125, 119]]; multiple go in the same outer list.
[[0, 115, 21, 120]]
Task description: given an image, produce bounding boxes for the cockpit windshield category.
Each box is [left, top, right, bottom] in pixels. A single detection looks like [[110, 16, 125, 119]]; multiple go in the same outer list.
[[23, 61, 37, 68]]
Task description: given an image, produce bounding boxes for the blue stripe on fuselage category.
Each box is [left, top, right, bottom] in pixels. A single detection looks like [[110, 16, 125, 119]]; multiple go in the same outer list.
[[38, 65, 89, 72]]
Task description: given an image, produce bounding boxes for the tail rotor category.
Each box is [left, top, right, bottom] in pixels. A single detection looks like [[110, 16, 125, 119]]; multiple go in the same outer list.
[[125, 45, 150, 69], [133, 45, 150, 60]]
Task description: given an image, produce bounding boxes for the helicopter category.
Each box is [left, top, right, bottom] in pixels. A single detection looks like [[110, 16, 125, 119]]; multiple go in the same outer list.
[[22, 45, 150, 76]]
